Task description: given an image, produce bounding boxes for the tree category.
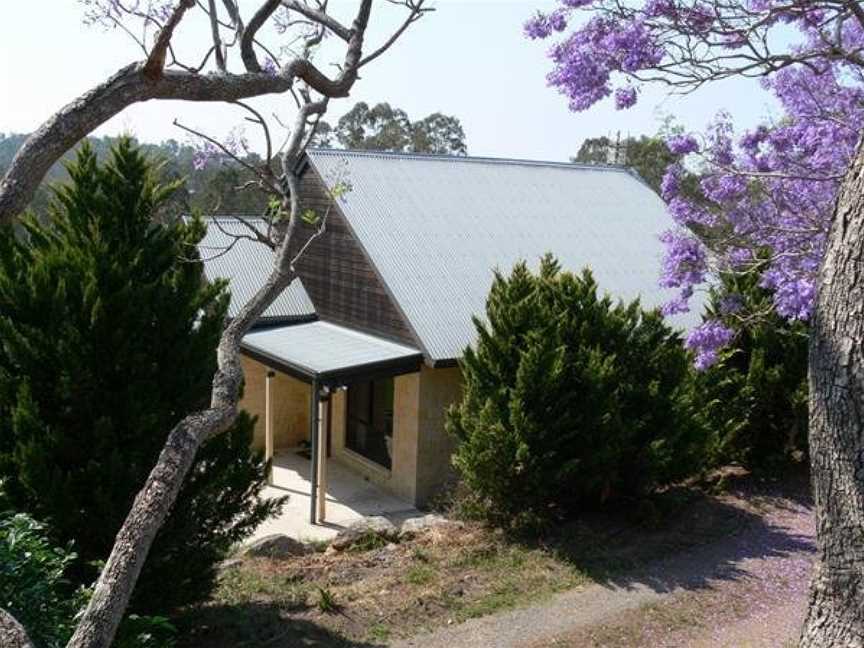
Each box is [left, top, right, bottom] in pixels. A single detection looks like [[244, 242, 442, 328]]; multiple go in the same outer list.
[[525, 2, 864, 644], [315, 101, 467, 154], [0, 140, 281, 613], [0, 1, 430, 645], [448, 258, 706, 526], [573, 131, 682, 194]]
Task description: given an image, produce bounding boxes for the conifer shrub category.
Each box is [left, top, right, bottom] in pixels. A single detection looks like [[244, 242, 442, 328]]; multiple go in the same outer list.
[[696, 271, 809, 470], [0, 140, 282, 614], [447, 256, 708, 525]]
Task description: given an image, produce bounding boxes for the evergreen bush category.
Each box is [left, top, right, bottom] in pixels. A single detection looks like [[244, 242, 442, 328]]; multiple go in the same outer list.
[[0, 140, 281, 613], [0, 510, 87, 647], [696, 271, 809, 470], [447, 256, 708, 525]]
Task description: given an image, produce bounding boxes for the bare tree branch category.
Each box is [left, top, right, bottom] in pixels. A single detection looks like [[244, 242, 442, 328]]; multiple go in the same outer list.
[[241, 0, 281, 72], [142, 0, 196, 80]]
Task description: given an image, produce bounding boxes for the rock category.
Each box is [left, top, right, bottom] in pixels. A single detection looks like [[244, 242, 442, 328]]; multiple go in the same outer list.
[[330, 516, 399, 551], [398, 513, 461, 539], [217, 557, 243, 571], [243, 534, 310, 559]]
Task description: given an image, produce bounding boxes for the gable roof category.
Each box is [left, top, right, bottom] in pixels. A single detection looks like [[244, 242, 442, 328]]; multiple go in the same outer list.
[[304, 149, 697, 362], [198, 217, 315, 325]]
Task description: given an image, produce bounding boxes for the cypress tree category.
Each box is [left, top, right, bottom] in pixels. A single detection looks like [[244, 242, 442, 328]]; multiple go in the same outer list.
[[448, 256, 707, 526], [0, 139, 281, 613]]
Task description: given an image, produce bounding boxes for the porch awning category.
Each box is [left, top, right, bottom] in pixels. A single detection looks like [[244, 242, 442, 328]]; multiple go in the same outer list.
[[242, 320, 424, 386]]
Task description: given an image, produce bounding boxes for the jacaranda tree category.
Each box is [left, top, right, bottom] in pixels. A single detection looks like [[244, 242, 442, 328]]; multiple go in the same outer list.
[[525, 2, 864, 644], [0, 140, 281, 614]]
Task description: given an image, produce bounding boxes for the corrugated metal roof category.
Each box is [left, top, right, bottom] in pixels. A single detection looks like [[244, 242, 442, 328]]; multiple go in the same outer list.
[[243, 320, 422, 379], [198, 217, 316, 323], [306, 149, 700, 362]]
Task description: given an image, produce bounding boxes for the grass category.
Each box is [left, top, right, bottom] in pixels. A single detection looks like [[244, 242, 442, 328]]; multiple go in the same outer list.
[[316, 587, 340, 614], [179, 475, 786, 647], [214, 564, 309, 609], [406, 564, 436, 586]]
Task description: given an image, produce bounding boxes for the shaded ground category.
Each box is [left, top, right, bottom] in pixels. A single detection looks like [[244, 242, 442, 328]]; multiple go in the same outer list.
[[398, 475, 814, 648], [179, 472, 813, 647]]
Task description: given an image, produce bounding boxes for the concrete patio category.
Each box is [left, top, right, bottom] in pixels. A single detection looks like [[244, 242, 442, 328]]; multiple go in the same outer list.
[[250, 450, 419, 543]]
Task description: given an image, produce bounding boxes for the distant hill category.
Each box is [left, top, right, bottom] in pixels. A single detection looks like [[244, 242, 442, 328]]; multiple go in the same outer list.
[[0, 133, 269, 217]]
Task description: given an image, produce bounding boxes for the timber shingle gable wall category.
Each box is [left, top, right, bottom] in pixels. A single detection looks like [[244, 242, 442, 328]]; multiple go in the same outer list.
[[292, 168, 419, 347]]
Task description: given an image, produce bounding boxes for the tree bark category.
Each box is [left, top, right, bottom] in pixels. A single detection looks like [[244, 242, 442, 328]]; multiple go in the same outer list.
[[800, 136, 864, 647], [0, 609, 35, 648]]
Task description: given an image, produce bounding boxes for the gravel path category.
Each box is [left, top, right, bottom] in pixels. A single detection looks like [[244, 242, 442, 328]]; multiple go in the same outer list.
[[394, 493, 815, 648]]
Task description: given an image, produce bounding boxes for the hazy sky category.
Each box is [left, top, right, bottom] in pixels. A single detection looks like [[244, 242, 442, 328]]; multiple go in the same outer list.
[[0, 1, 779, 161]]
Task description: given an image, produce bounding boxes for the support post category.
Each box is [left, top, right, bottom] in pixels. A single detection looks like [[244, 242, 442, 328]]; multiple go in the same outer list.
[[317, 388, 329, 523], [309, 378, 320, 525], [265, 370, 275, 485]]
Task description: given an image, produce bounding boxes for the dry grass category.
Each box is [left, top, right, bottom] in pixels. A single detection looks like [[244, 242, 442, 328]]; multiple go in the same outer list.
[[178, 471, 803, 647]]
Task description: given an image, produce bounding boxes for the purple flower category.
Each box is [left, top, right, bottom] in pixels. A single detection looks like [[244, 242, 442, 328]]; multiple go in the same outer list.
[[666, 134, 700, 156], [192, 142, 217, 171], [614, 86, 638, 109], [660, 165, 681, 201], [686, 321, 735, 370]]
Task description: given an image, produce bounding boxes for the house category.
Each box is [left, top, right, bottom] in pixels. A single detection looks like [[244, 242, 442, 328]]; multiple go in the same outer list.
[[200, 149, 695, 523]]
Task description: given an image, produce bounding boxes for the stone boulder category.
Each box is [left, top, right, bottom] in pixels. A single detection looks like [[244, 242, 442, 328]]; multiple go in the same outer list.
[[330, 516, 399, 551], [399, 514, 462, 540], [243, 534, 311, 559]]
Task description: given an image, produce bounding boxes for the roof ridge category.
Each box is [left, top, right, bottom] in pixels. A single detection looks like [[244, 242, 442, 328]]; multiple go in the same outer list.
[[305, 147, 631, 173]]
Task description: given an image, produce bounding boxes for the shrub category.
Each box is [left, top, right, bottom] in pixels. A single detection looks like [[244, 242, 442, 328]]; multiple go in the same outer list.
[[0, 140, 282, 614], [447, 256, 708, 525], [696, 271, 809, 470], [0, 510, 87, 647]]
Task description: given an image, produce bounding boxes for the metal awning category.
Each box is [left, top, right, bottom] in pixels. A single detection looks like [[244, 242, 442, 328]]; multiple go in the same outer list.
[[242, 320, 424, 386]]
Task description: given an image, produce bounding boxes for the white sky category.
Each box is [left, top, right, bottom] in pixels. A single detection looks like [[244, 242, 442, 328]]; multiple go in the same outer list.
[[0, 1, 779, 161]]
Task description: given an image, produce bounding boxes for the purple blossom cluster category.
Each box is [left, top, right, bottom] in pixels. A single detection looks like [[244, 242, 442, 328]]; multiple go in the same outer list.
[[525, 1, 864, 365], [685, 320, 735, 371]]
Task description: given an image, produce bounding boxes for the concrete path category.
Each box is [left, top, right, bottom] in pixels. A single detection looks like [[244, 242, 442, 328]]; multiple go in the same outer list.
[[251, 451, 418, 543], [395, 494, 815, 648]]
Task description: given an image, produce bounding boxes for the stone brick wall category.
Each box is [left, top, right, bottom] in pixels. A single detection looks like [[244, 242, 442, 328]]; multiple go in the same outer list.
[[240, 355, 311, 451]]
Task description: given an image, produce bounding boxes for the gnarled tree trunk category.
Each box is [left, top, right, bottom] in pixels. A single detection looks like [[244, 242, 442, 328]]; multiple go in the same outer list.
[[800, 137, 864, 647]]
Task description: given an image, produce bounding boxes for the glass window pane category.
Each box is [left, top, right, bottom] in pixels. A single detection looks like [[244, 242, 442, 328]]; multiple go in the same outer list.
[[346, 377, 394, 469]]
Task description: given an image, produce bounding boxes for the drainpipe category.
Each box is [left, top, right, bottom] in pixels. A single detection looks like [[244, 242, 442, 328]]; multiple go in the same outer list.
[[317, 386, 330, 523], [265, 370, 275, 485], [309, 378, 320, 524]]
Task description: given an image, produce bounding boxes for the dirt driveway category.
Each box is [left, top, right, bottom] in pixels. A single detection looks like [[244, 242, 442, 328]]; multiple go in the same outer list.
[[395, 484, 815, 648]]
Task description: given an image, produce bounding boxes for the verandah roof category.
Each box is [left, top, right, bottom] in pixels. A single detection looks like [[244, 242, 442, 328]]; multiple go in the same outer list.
[[242, 320, 424, 386]]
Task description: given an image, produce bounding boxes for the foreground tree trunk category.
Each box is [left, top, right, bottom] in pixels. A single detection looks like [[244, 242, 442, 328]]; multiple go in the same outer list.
[[801, 137, 864, 647], [0, 609, 35, 648]]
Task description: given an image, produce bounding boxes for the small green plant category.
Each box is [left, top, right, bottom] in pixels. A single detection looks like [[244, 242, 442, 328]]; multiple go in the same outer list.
[[412, 547, 431, 563], [406, 564, 435, 585], [349, 531, 390, 552], [316, 586, 340, 613], [367, 623, 391, 642], [0, 510, 88, 647]]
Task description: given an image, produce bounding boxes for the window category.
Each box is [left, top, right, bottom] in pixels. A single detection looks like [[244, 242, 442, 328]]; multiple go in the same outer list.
[[346, 377, 394, 470]]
